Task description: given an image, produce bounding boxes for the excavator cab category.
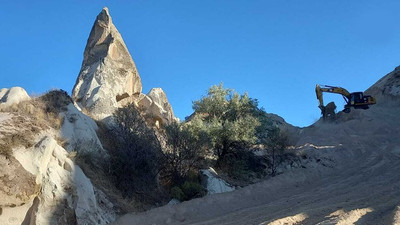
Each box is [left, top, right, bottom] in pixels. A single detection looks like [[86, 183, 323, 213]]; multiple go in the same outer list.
[[349, 92, 375, 109]]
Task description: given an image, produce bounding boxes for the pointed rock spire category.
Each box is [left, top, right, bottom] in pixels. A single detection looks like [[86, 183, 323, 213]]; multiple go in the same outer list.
[[72, 7, 142, 119]]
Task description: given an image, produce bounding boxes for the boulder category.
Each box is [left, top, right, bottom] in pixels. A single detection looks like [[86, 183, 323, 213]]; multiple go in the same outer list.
[[72, 7, 142, 120], [201, 168, 235, 195], [0, 87, 30, 106]]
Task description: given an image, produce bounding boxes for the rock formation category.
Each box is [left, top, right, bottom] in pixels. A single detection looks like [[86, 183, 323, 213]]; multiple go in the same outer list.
[[72, 7, 142, 120], [138, 88, 177, 127], [0, 87, 30, 106], [201, 168, 235, 195], [72, 7, 177, 127], [60, 103, 106, 153], [0, 113, 115, 225]]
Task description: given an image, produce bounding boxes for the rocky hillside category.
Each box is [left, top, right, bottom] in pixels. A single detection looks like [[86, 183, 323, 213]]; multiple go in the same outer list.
[[114, 66, 400, 224], [1, 6, 399, 225], [0, 90, 115, 225], [0, 7, 180, 225]]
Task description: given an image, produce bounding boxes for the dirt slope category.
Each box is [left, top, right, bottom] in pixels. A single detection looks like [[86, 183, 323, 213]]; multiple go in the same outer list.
[[114, 71, 400, 224]]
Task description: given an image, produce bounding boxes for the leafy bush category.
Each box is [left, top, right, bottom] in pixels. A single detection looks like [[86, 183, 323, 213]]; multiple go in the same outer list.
[[170, 171, 206, 201], [190, 84, 288, 175], [192, 84, 261, 161], [180, 181, 205, 200], [171, 186, 185, 201], [160, 122, 210, 187], [218, 149, 267, 180]]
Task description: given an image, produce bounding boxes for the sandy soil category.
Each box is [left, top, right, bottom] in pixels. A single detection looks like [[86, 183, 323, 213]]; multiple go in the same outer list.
[[114, 100, 400, 225]]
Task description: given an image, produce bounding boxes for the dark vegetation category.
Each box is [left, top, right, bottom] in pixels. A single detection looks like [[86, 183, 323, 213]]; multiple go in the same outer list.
[[160, 122, 210, 201], [104, 84, 290, 203], [94, 104, 209, 205], [94, 104, 164, 207], [1, 86, 292, 211], [76, 84, 292, 207]]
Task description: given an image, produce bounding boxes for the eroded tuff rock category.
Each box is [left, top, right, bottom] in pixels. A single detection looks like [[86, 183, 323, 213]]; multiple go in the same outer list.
[[1, 136, 115, 225], [60, 103, 106, 153], [201, 168, 235, 195], [138, 88, 177, 127], [0, 87, 30, 106], [72, 7, 142, 120], [72, 7, 177, 127], [0, 113, 115, 225]]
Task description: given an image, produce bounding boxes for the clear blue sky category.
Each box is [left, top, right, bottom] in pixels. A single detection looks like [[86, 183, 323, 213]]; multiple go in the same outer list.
[[1, 1, 400, 127]]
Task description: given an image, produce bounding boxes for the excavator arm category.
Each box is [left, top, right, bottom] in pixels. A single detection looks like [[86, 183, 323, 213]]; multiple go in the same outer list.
[[315, 84, 376, 118], [316, 84, 351, 111]]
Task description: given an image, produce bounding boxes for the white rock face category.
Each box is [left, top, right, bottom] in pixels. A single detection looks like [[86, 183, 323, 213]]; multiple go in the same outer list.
[[1, 135, 116, 225], [0, 111, 114, 225], [72, 7, 142, 120], [72, 7, 178, 127], [60, 103, 105, 153], [138, 88, 177, 127], [201, 168, 235, 195], [0, 87, 30, 106]]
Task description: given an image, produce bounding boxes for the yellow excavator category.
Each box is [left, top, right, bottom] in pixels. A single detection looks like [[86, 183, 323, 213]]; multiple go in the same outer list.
[[316, 84, 376, 117]]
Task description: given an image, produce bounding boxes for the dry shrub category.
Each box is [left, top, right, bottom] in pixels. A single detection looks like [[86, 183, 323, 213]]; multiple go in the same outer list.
[[0, 90, 72, 156], [0, 143, 12, 156], [38, 89, 72, 113], [71, 139, 149, 213], [0, 114, 42, 156], [106, 104, 163, 201], [0, 89, 71, 130], [87, 105, 168, 211]]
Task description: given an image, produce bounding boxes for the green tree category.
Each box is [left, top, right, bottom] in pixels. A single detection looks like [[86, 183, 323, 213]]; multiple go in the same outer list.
[[161, 122, 210, 186], [192, 84, 264, 161]]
